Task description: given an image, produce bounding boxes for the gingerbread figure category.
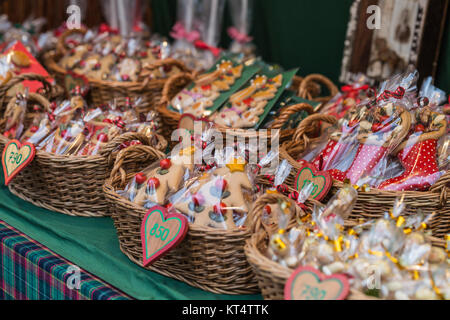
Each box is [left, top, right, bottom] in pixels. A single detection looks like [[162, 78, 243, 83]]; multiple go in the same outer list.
[[131, 127, 195, 207], [212, 74, 282, 128], [59, 44, 90, 70], [171, 60, 243, 117], [172, 157, 253, 230], [113, 57, 141, 82]]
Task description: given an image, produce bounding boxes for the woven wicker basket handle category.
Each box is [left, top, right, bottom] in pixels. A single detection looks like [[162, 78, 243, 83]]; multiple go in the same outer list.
[[429, 170, 450, 207], [56, 28, 88, 56], [109, 143, 166, 185], [159, 72, 197, 107], [271, 103, 315, 129], [298, 74, 339, 103], [5, 91, 52, 114], [281, 113, 337, 159], [140, 58, 192, 77], [100, 131, 155, 157], [293, 113, 337, 143], [0, 73, 53, 102], [249, 193, 304, 234]]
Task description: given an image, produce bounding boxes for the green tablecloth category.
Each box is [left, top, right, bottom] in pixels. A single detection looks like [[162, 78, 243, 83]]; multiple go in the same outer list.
[[0, 176, 261, 300]]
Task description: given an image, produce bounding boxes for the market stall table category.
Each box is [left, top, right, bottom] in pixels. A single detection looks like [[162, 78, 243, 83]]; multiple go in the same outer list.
[[0, 174, 262, 300]]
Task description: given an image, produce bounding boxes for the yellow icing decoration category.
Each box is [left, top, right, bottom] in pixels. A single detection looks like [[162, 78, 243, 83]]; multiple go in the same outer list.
[[179, 146, 196, 156], [226, 158, 246, 172]]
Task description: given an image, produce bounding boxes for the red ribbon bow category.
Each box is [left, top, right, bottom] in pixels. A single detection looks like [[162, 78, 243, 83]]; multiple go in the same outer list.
[[99, 23, 119, 35], [194, 40, 221, 58], [227, 27, 253, 44], [341, 84, 370, 98], [377, 86, 406, 103]]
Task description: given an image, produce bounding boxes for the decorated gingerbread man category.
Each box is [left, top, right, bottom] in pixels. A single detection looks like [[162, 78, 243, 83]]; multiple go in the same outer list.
[[212, 74, 282, 128], [131, 127, 195, 207], [172, 157, 253, 230], [73, 53, 117, 80], [59, 44, 91, 70], [171, 60, 243, 117]]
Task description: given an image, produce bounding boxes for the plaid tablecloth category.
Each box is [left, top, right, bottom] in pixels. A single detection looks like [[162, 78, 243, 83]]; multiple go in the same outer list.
[[0, 219, 130, 300]]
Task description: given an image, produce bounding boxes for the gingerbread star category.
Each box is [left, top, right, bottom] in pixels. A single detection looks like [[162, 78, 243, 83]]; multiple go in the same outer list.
[[226, 158, 246, 172]]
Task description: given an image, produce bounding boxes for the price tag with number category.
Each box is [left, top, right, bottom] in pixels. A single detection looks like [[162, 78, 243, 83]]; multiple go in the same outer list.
[[284, 266, 349, 300], [2, 140, 36, 186], [141, 206, 188, 266]]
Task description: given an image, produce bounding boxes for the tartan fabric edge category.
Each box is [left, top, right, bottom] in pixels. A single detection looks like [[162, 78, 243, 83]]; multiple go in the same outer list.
[[0, 219, 131, 300]]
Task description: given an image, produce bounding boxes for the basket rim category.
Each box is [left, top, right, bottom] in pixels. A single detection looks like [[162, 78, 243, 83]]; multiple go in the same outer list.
[[8, 184, 109, 217], [0, 131, 166, 164]]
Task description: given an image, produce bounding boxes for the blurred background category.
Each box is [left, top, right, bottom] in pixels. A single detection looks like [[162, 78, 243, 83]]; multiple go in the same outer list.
[[1, 0, 449, 91]]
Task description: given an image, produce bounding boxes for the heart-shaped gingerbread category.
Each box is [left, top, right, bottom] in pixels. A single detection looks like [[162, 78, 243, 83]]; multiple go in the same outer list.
[[178, 113, 211, 132], [295, 164, 332, 201], [284, 266, 349, 300], [2, 140, 36, 186], [141, 206, 188, 266]]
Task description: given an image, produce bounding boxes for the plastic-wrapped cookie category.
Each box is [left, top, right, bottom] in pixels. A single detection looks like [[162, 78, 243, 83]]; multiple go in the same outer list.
[[60, 44, 90, 70], [11, 50, 31, 67], [113, 57, 141, 82]]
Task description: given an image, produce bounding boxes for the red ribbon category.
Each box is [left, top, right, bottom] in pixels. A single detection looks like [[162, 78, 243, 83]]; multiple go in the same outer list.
[[227, 27, 253, 44], [194, 40, 221, 58], [377, 86, 406, 103], [341, 84, 370, 99], [99, 23, 119, 35], [276, 184, 289, 194]]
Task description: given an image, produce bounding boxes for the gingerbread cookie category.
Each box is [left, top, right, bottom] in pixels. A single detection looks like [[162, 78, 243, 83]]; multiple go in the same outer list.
[[130, 129, 196, 207], [113, 57, 141, 82], [170, 60, 243, 117], [212, 74, 283, 128], [10, 50, 31, 67], [172, 157, 253, 230], [59, 44, 90, 70]]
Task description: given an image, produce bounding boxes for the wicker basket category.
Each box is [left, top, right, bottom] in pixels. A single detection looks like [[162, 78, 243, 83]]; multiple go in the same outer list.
[[276, 113, 450, 240], [244, 192, 445, 300], [157, 73, 316, 146], [0, 93, 167, 217], [0, 73, 64, 118], [297, 73, 339, 105], [44, 28, 192, 113], [103, 144, 260, 294]]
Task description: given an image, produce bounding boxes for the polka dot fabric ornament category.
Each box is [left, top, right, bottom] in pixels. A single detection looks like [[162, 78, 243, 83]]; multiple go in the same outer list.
[[378, 107, 447, 191]]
